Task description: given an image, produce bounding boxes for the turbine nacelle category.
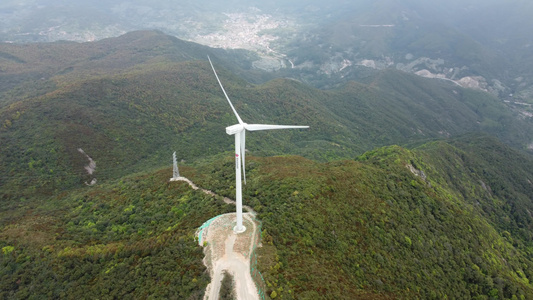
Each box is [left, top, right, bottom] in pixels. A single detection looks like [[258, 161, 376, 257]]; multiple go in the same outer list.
[[226, 123, 245, 135]]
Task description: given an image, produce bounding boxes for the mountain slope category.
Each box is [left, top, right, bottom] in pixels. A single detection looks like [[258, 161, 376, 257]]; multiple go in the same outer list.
[[3, 136, 533, 299], [188, 135, 533, 299], [1, 32, 532, 297], [0, 167, 233, 299], [2, 31, 533, 201], [420, 134, 533, 247], [0, 30, 260, 108]]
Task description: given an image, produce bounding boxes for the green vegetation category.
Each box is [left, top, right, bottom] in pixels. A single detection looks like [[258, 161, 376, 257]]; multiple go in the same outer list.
[[2, 31, 533, 299], [0, 167, 233, 298], [191, 137, 533, 299], [5, 135, 533, 299], [2, 31, 532, 202], [220, 271, 236, 300]]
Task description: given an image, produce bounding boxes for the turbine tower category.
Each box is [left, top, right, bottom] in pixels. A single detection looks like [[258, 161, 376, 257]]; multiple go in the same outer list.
[[208, 56, 309, 233], [172, 151, 180, 179]]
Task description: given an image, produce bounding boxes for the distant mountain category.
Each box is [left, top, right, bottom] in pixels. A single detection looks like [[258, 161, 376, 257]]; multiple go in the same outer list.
[[2, 31, 532, 200], [2, 0, 532, 101]]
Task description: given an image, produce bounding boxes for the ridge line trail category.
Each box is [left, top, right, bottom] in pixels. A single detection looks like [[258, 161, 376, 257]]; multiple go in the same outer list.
[[173, 176, 256, 214], [172, 177, 260, 300]]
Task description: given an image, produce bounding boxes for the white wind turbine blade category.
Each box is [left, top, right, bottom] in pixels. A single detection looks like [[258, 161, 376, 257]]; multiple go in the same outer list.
[[207, 55, 244, 125], [241, 130, 246, 184], [244, 124, 310, 131]]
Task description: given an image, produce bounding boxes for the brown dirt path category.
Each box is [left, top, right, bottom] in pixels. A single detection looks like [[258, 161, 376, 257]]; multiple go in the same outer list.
[[173, 177, 260, 300]]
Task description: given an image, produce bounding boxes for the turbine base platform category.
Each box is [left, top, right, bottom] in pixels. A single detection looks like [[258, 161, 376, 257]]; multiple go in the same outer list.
[[233, 225, 246, 234]]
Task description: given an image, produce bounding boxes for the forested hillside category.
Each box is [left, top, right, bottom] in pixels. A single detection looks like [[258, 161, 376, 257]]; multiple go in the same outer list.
[[2, 31, 533, 299], [0, 167, 233, 298], [4, 136, 532, 298], [191, 135, 533, 299], [2, 31, 532, 201]]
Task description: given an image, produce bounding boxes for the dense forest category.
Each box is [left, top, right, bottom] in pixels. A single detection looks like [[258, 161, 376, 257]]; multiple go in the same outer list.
[[3, 135, 533, 299], [1, 167, 234, 298], [2, 31, 533, 299], [2, 32, 532, 201], [191, 135, 533, 299]]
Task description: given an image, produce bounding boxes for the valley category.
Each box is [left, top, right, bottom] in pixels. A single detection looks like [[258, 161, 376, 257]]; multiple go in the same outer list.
[[3, 1, 533, 101]]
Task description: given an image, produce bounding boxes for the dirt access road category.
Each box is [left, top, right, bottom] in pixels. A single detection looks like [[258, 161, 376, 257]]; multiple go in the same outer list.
[[199, 213, 259, 300], [173, 177, 260, 300]]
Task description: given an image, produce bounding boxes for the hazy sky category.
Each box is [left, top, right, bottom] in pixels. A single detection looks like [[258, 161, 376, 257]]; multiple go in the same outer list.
[[1, 0, 531, 45]]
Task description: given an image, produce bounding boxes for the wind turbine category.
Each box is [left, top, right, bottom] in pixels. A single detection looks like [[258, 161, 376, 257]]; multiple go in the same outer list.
[[208, 56, 309, 233]]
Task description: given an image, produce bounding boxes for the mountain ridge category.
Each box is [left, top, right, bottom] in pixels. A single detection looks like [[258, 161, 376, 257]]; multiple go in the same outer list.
[[2, 31, 533, 200], [3, 1, 533, 99], [2, 30, 533, 299]]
